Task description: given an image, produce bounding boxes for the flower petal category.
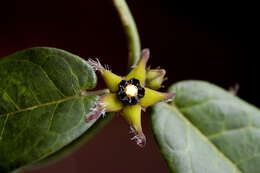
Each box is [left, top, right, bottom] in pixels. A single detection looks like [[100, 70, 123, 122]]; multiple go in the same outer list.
[[140, 88, 175, 107], [86, 93, 123, 122], [122, 104, 146, 147], [102, 71, 123, 92], [87, 58, 122, 92], [101, 93, 123, 112], [126, 49, 150, 86]]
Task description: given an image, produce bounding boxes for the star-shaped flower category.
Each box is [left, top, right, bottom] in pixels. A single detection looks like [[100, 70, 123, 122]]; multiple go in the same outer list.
[[86, 49, 175, 147]]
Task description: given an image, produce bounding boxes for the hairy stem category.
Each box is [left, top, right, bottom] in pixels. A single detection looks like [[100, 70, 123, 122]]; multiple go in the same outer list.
[[112, 0, 141, 69]]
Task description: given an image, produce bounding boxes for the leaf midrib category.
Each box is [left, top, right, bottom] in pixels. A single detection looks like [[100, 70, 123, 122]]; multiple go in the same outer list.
[[166, 103, 243, 173], [0, 91, 96, 118]]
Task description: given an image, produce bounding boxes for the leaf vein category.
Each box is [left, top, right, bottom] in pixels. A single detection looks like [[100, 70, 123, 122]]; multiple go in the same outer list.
[[0, 96, 79, 118], [236, 153, 260, 166], [0, 115, 9, 139], [63, 58, 81, 92], [167, 104, 243, 173], [48, 104, 58, 131], [16, 59, 66, 97], [0, 87, 21, 110], [179, 98, 233, 110], [208, 126, 260, 139], [28, 85, 42, 104]]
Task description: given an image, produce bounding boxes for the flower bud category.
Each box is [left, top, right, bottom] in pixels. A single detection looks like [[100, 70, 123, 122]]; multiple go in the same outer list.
[[146, 68, 167, 90]]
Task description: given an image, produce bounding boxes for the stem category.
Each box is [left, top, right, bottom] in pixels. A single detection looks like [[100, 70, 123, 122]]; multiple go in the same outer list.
[[112, 0, 141, 69]]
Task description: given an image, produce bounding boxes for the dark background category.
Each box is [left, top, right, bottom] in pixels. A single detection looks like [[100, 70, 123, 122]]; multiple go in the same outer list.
[[0, 0, 254, 172]]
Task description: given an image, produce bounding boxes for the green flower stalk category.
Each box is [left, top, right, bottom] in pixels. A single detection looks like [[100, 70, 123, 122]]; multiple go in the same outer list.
[[86, 49, 175, 147]]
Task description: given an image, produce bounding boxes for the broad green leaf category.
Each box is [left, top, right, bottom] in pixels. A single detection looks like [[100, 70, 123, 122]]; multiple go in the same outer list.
[[31, 112, 115, 169], [0, 47, 100, 172], [151, 80, 260, 173]]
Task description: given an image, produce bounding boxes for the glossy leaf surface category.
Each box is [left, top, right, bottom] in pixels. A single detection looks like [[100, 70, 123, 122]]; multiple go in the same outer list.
[[0, 47, 99, 172]]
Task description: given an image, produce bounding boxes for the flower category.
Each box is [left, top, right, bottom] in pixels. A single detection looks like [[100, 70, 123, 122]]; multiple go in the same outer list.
[[86, 49, 175, 147]]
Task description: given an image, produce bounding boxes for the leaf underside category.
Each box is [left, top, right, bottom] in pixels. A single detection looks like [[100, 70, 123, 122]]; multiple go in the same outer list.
[[0, 47, 99, 172], [151, 80, 260, 173]]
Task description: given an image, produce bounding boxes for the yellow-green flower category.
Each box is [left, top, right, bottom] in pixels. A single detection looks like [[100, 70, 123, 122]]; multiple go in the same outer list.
[[86, 49, 175, 147]]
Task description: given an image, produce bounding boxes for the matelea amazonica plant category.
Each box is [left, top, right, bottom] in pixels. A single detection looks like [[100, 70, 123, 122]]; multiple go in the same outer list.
[[0, 0, 257, 173]]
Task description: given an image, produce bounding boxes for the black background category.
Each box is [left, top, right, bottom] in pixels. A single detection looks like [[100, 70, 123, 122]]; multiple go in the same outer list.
[[0, 0, 255, 172]]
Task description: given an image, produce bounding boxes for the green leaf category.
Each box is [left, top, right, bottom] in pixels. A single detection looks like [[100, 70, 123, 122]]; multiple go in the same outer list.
[[151, 80, 260, 173], [0, 47, 100, 172], [31, 112, 115, 169]]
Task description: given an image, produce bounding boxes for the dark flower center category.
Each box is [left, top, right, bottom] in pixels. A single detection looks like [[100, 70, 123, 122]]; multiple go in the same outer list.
[[117, 78, 145, 105]]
